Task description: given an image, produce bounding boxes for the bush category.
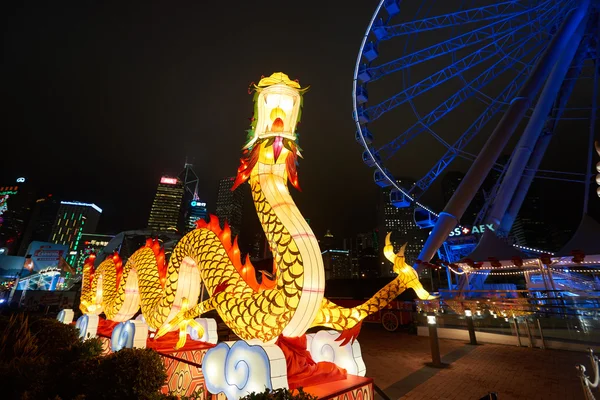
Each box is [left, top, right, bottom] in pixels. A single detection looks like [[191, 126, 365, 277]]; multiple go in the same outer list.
[[0, 314, 169, 400], [0, 314, 44, 398], [0, 314, 105, 400], [85, 348, 167, 400], [241, 388, 318, 400]]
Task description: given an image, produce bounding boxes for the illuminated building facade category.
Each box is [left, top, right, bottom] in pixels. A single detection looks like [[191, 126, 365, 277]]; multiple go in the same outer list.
[[0, 178, 36, 255], [147, 176, 185, 232], [215, 177, 244, 237], [322, 249, 353, 280], [18, 194, 60, 256], [185, 200, 208, 231], [50, 201, 102, 265], [379, 179, 428, 276], [73, 233, 114, 274]]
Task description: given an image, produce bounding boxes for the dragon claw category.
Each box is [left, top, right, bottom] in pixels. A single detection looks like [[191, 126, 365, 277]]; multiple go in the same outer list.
[[154, 297, 204, 349], [335, 321, 363, 347]]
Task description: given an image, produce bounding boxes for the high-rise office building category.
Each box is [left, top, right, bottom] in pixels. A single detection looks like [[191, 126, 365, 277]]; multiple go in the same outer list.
[[147, 176, 185, 232], [18, 193, 60, 256], [185, 200, 208, 231], [441, 171, 486, 226], [322, 249, 353, 280], [215, 177, 244, 237], [50, 201, 102, 265], [321, 230, 335, 251], [379, 178, 428, 276], [509, 181, 562, 251], [0, 178, 36, 255]]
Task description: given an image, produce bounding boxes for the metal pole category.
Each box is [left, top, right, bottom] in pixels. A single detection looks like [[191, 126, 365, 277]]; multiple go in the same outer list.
[[513, 318, 522, 347], [416, 2, 590, 266], [466, 315, 478, 345], [500, 34, 591, 234], [525, 318, 534, 348], [583, 39, 598, 214], [428, 321, 442, 367], [486, 13, 588, 228], [536, 319, 546, 349]]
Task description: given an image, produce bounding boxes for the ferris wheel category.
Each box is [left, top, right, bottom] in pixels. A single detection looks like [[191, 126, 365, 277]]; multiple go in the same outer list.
[[353, 0, 600, 264]]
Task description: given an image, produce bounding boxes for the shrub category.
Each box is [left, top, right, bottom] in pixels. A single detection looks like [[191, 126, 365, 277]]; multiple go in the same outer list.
[[0, 314, 44, 398], [241, 388, 318, 400], [0, 314, 169, 400], [86, 348, 168, 400]]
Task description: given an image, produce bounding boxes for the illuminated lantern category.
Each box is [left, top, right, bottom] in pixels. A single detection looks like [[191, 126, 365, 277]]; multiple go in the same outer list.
[[77, 72, 434, 363], [243, 73, 306, 157], [488, 257, 501, 269], [540, 254, 553, 265], [511, 256, 523, 268], [111, 320, 148, 352], [56, 309, 74, 324], [75, 314, 99, 340]]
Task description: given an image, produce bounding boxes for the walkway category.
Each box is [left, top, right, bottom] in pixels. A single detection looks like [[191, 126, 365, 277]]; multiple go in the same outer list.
[[358, 325, 586, 400]]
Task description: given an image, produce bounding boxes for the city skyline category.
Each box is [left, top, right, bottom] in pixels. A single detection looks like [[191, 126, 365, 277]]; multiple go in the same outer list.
[[2, 1, 598, 249]]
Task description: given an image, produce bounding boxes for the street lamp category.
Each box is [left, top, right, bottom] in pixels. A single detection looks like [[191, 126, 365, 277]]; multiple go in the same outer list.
[[427, 313, 443, 367], [465, 309, 478, 345]]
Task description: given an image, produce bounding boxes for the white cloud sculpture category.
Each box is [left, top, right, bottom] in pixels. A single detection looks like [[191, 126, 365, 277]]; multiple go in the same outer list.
[[203, 340, 288, 400]]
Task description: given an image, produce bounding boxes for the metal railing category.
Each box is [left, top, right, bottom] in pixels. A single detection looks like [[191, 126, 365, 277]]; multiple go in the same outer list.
[[415, 289, 600, 347]]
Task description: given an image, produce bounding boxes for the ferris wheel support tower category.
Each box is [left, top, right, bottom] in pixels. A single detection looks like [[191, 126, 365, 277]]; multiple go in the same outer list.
[[417, 0, 591, 267]]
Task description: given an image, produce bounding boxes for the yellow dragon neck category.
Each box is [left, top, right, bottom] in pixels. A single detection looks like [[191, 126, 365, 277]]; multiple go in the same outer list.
[[250, 161, 325, 337]]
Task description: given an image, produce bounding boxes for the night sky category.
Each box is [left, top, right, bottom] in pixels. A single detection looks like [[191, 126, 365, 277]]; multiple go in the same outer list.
[[2, 1, 599, 242]]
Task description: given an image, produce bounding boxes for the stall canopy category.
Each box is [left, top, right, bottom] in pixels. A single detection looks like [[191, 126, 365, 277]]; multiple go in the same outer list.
[[556, 215, 600, 257]]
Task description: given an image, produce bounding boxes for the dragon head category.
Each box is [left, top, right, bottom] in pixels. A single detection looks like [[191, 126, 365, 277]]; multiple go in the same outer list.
[[232, 72, 308, 191]]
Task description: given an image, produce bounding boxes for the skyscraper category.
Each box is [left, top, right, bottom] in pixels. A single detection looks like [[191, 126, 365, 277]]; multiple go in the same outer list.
[[322, 249, 353, 280], [0, 177, 36, 255], [379, 178, 428, 275], [50, 201, 102, 266], [185, 200, 208, 231], [18, 193, 60, 256], [147, 176, 185, 232], [215, 177, 244, 237]]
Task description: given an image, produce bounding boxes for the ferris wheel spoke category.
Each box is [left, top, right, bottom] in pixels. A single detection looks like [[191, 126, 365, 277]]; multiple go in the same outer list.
[[377, 35, 547, 160], [411, 61, 535, 198], [375, 0, 539, 40], [361, 7, 559, 123], [363, 0, 558, 83]]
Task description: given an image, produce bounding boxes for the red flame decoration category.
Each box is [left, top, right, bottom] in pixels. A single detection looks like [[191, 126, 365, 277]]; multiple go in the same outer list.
[[85, 254, 97, 285], [232, 147, 260, 191], [113, 252, 123, 290], [145, 238, 167, 288]]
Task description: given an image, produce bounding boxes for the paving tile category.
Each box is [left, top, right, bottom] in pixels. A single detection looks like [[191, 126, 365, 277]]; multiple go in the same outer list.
[[358, 325, 585, 400]]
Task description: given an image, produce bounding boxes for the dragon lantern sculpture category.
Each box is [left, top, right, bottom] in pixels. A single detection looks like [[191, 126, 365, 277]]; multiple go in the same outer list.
[[79, 72, 433, 349]]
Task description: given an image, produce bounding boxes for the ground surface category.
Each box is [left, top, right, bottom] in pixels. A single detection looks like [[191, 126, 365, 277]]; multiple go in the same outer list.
[[357, 324, 587, 400]]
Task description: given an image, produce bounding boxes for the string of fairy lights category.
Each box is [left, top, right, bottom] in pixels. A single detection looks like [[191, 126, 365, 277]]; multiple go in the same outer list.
[[444, 258, 600, 276]]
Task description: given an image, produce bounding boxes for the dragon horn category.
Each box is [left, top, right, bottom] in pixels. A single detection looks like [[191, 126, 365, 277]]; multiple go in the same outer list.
[[397, 243, 407, 258], [383, 232, 396, 264]]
